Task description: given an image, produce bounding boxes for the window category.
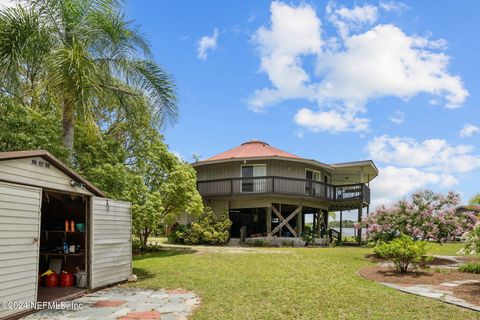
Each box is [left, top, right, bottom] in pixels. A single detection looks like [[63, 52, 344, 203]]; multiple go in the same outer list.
[[241, 164, 266, 192], [306, 169, 321, 181]]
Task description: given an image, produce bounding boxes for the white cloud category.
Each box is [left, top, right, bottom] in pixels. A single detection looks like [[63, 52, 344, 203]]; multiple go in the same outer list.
[[315, 24, 467, 108], [370, 166, 457, 207], [460, 124, 480, 138], [0, 0, 14, 8], [197, 28, 219, 61], [379, 0, 409, 13], [366, 135, 480, 173], [294, 107, 368, 133], [367, 135, 466, 206], [389, 110, 405, 124], [249, 1, 322, 111], [249, 2, 468, 133], [326, 2, 378, 39]]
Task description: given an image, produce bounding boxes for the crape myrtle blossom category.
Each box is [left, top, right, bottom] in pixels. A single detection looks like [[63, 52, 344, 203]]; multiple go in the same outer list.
[[460, 221, 480, 255], [358, 190, 477, 243]]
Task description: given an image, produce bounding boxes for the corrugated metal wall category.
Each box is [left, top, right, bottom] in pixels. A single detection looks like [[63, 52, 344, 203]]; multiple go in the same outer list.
[[0, 181, 42, 319], [90, 197, 132, 289], [196, 159, 331, 180], [0, 157, 94, 196]]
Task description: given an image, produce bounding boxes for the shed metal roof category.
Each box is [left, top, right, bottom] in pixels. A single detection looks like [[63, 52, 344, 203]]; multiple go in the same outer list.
[[0, 150, 106, 197]]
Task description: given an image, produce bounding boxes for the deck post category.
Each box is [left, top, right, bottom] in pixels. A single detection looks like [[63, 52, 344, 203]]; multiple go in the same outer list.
[[357, 206, 363, 244], [339, 210, 343, 242], [296, 206, 303, 237], [317, 211, 322, 237], [266, 206, 272, 234]]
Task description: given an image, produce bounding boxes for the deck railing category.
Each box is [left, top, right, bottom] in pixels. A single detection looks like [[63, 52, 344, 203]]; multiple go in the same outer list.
[[197, 176, 370, 204]]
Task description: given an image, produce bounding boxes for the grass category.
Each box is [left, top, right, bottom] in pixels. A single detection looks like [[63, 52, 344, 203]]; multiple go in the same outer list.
[[426, 242, 463, 255], [128, 245, 478, 320]]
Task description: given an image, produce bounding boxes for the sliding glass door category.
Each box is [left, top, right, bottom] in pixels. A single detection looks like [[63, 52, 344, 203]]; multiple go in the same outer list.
[[241, 164, 266, 192]]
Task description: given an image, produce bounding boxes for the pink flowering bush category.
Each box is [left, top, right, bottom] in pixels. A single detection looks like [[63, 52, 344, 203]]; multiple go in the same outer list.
[[362, 190, 477, 243], [460, 222, 480, 255]]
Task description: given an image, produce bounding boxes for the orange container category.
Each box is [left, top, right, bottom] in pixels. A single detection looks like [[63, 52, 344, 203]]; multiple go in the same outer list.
[[65, 220, 69, 232], [71, 220, 75, 232]]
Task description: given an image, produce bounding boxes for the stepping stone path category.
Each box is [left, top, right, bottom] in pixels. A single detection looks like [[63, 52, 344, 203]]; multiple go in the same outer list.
[[371, 255, 480, 312], [381, 281, 480, 311], [22, 287, 200, 320]]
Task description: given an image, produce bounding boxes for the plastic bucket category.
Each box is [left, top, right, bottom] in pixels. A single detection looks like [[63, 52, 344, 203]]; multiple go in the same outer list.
[[75, 223, 85, 232], [75, 271, 87, 288]]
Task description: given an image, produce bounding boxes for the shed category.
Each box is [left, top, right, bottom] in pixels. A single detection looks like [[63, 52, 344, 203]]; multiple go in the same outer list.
[[0, 150, 132, 319]]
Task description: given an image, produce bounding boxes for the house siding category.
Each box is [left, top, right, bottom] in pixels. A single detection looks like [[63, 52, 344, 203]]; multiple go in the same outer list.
[[196, 159, 331, 181]]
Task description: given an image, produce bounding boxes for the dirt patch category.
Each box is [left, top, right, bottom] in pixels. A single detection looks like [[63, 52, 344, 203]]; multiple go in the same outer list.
[[359, 266, 480, 285], [364, 254, 457, 266], [452, 283, 480, 306]]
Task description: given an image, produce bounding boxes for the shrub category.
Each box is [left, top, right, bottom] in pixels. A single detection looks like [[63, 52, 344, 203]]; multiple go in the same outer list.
[[373, 235, 430, 273], [361, 190, 477, 243], [459, 222, 480, 255], [174, 208, 232, 245], [301, 225, 318, 245], [459, 262, 480, 274], [252, 239, 270, 247], [281, 240, 294, 247], [132, 238, 163, 254], [342, 236, 357, 243], [168, 224, 188, 244]]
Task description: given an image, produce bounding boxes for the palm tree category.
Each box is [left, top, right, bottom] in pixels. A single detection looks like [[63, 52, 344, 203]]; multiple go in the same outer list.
[[0, 0, 176, 161]]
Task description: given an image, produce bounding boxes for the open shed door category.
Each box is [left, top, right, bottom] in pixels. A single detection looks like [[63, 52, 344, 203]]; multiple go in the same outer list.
[[90, 197, 132, 289], [0, 181, 42, 319]]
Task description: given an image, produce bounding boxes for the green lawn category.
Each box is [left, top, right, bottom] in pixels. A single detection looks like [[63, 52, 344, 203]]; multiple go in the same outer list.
[[426, 242, 463, 255], [128, 245, 478, 320]]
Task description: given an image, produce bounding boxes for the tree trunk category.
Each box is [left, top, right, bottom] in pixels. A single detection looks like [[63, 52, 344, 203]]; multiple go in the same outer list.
[[62, 101, 75, 162], [142, 228, 151, 246]]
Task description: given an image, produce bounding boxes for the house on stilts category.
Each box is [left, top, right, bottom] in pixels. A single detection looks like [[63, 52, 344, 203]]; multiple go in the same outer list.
[[191, 140, 378, 245]]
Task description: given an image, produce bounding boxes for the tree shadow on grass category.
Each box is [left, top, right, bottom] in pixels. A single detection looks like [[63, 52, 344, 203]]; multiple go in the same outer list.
[[132, 249, 197, 281], [132, 266, 157, 281]]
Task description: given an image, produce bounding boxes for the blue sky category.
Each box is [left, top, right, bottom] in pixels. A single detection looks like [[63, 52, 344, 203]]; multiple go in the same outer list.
[[125, 1, 480, 209]]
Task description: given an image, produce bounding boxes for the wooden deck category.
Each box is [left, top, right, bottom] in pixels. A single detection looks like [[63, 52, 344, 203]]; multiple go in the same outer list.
[[197, 176, 370, 208]]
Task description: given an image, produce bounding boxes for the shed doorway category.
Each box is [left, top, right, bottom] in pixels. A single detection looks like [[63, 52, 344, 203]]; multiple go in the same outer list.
[[38, 191, 88, 302]]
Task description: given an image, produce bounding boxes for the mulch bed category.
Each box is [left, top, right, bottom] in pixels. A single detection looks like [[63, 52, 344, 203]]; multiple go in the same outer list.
[[364, 254, 457, 266], [359, 265, 480, 285], [452, 283, 480, 306]]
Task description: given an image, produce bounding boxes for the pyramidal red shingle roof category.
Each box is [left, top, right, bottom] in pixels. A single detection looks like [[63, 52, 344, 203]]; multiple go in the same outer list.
[[206, 140, 300, 161]]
